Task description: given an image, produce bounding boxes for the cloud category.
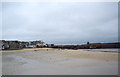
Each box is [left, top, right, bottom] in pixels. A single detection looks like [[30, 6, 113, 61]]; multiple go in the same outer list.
[[2, 2, 118, 44]]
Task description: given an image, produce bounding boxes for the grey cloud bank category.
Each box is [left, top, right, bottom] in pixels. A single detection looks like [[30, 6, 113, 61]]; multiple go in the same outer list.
[[2, 2, 118, 44]]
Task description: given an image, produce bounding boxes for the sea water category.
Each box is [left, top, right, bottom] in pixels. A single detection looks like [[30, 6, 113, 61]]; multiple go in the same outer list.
[[78, 48, 119, 52]]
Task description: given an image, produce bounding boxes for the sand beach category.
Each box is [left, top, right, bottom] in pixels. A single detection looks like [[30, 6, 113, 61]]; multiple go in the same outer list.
[[2, 48, 118, 75]]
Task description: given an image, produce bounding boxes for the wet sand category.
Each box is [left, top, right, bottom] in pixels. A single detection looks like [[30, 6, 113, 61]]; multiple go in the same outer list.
[[2, 48, 118, 75], [0, 52, 2, 76]]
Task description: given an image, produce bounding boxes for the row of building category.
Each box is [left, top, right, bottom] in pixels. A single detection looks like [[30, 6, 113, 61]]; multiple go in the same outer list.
[[0, 40, 54, 50], [0, 40, 119, 50]]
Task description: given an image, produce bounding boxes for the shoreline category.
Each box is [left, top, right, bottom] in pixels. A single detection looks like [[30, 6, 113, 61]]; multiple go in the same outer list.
[[2, 48, 118, 61], [1, 48, 54, 52], [1, 48, 119, 53]]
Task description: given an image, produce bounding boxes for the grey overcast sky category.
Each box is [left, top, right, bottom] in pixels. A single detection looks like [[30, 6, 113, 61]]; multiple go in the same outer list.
[[2, 2, 118, 44]]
